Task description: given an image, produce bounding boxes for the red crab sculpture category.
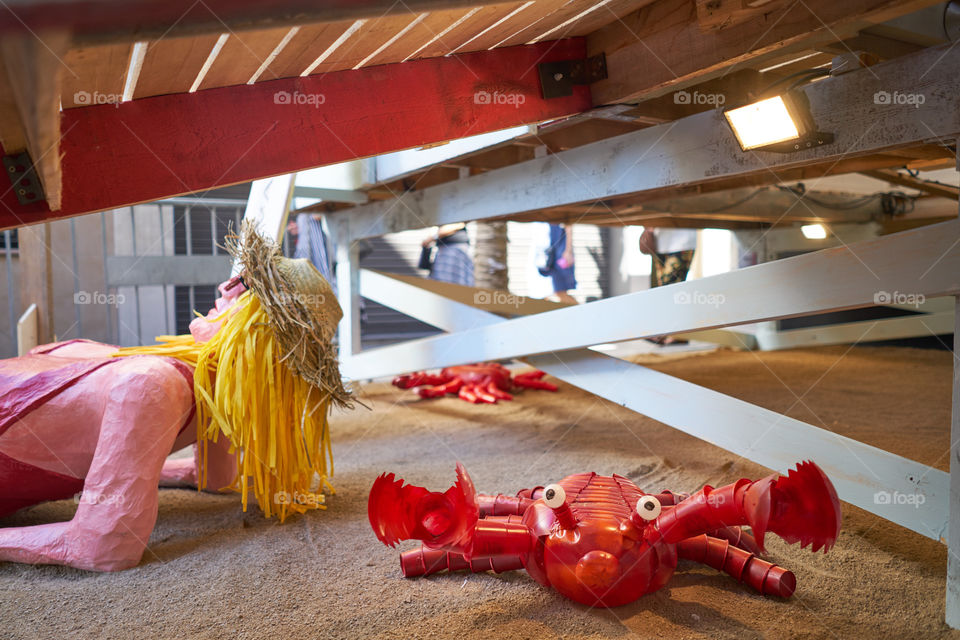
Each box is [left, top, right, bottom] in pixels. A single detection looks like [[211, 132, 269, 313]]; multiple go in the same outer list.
[[392, 363, 557, 404], [369, 461, 841, 607]]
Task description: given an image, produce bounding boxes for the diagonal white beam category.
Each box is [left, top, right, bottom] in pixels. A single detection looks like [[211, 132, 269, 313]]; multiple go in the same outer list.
[[343, 218, 960, 379], [357, 269, 949, 542]]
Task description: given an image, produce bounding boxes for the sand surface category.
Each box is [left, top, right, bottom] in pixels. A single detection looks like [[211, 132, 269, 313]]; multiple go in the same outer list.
[[1, 345, 956, 639]]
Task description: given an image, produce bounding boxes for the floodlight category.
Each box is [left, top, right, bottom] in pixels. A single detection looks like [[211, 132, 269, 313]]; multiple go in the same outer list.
[[723, 91, 833, 153]]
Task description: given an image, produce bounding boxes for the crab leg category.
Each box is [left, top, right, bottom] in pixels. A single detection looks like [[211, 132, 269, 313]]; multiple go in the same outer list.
[[677, 534, 795, 597], [400, 545, 525, 577], [419, 378, 463, 398], [393, 372, 450, 388], [707, 526, 763, 555], [458, 384, 480, 403], [477, 493, 535, 516], [652, 461, 841, 553], [485, 382, 513, 401], [513, 372, 558, 391]]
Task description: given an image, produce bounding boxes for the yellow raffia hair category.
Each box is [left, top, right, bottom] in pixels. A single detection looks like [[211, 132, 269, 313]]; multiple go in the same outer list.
[[117, 289, 336, 522]]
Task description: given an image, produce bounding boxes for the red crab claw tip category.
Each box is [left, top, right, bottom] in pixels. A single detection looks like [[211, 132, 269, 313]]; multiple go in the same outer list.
[[747, 461, 841, 554], [392, 374, 417, 389], [367, 465, 479, 553], [368, 472, 419, 547]]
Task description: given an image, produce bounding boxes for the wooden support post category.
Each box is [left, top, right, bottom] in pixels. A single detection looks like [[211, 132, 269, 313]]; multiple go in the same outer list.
[[0, 33, 67, 210], [16, 303, 37, 355], [16, 222, 54, 344], [948, 295, 960, 628], [336, 238, 361, 360], [946, 142, 960, 627]]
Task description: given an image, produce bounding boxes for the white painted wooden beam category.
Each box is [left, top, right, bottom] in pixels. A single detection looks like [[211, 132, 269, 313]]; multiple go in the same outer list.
[[342, 219, 960, 379], [327, 43, 960, 241], [355, 268, 949, 541], [756, 311, 955, 350]]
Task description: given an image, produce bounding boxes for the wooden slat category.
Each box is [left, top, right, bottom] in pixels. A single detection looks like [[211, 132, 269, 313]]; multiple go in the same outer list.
[[310, 13, 417, 73], [499, 0, 652, 46], [60, 42, 132, 108], [359, 7, 480, 67], [588, 0, 942, 105], [0, 0, 510, 45], [133, 33, 220, 99], [198, 27, 293, 89], [413, 2, 529, 58], [261, 20, 358, 79], [0, 40, 592, 228], [450, 0, 557, 51], [862, 169, 960, 200]]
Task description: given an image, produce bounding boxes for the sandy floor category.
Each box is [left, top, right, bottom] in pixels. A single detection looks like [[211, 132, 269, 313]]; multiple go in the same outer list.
[[1, 345, 956, 639]]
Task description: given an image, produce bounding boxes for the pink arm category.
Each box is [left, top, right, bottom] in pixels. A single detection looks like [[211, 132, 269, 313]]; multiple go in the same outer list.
[[0, 358, 194, 571], [159, 437, 237, 492]]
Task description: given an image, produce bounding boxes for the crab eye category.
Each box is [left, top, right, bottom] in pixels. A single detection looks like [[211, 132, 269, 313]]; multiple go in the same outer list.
[[636, 495, 661, 520], [543, 484, 566, 509]]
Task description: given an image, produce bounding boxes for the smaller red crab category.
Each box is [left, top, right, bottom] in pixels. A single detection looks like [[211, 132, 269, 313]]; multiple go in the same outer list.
[[392, 363, 557, 404]]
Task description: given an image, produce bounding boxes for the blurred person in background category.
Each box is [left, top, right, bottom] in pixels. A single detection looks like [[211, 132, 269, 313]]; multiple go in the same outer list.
[[287, 213, 337, 296], [538, 223, 577, 305], [639, 227, 698, 345], [420, 223, 474, 286]]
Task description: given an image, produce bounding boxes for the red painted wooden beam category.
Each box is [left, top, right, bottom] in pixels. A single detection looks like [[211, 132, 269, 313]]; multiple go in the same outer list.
[[0, 40, 591, 230]]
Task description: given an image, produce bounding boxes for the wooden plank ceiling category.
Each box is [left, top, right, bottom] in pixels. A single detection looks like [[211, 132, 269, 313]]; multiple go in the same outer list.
[[61, 0, 656, 103], [0, 0, 953, 229]]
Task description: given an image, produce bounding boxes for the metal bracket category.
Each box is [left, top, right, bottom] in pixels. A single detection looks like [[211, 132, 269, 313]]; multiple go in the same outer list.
[[3, 152, 45, 205], [760, 131, 835, 153], [538, 54, 607, 99]]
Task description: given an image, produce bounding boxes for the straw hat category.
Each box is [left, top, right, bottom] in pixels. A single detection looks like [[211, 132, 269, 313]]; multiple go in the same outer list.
[[225, 221, 350, 406]]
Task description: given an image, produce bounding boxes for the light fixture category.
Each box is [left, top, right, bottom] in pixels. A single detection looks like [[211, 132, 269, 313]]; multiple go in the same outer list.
[[801, 223, 828, 239], [723, 91, 833, 153]]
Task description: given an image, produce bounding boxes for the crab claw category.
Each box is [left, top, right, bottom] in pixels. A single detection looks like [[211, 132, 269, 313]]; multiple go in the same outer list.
[[368, 463, 479, 554], [743, 461, 841, 553]]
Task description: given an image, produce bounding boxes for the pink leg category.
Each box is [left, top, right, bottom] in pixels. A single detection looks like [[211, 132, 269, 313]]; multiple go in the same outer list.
[[0, 358, 195, 571]]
